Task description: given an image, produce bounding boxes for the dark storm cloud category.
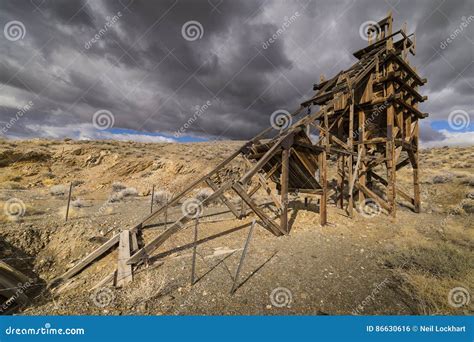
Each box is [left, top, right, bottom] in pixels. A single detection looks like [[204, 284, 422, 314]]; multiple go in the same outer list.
[[0, 0, 472, 144]]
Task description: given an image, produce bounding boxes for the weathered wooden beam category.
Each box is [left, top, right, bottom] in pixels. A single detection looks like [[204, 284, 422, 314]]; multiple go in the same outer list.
[[240, 135, 286, 185], [50, 233, 120, 287], [280, 146, 290, 234], [242, 157, 282, 210], [356, 183, 391, 211], [319, 150, 327, 225], [206, 178, 241, 219], [232, 183, 284, 236], [347, 90, 355, 217], [116, 230, 133, 287], [288, 188, 323, 194]]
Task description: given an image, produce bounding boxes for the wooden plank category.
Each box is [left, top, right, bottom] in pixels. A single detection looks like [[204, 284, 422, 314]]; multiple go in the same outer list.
[[240, 134, 287, 184], [242, 157, 282, 210], [206, 178, 241, 219], [349, 148, 362, 195], [288, 188, 323, 195], [232, 183, 284, 236], [51, 233, 120, 287], [358, 109, 367, 204], [347, 90, 354, 217], [280, 147, 290, 234], [130, 231, 139, 253], [319, 150, 327, 225], [356, 183, 391, 211], [368, 170, 415, 207], [337, 114, 345, 209], [386, 57, 397, 218], [116, 230, 133, 287]]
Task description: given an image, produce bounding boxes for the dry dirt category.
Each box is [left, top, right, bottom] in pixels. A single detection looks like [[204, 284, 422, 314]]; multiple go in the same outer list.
[[0, 138, 472, 316]]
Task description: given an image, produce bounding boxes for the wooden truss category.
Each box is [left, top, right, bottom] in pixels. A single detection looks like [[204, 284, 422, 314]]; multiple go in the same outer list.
[[51, 12, 427, 288]]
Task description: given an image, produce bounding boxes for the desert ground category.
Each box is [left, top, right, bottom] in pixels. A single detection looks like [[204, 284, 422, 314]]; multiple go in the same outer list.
[[0, 138, 472, 315]]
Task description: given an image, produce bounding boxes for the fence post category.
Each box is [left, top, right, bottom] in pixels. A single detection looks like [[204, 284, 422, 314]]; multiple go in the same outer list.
[[230, 219, 256, 294], [65, 182, 73, 222], [150, 185, 155, 214], [191, 216, 199, 285]]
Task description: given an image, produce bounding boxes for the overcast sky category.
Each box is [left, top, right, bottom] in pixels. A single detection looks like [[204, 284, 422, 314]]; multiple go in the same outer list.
[[0, 0, 472, 146]]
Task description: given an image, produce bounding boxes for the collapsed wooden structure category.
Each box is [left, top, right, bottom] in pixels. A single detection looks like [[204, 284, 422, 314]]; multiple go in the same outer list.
[[52, 13, 428, 289]]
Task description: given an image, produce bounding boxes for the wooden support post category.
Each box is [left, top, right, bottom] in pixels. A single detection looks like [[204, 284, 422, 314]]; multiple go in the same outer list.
[[386, 61, 397, 218], [164, 197, 168, 229], [358, 110, 366, 204], [319, 149, 327, 226], [412, 121, 421, 213], [280, 144, 290, 234], [116, 230, 133, 287], [206, 178, 241, 219], [65, 182, 73, 222], [150, 185, 155, 214], [337, 114, 345, 209], [232, 183, 284, 236], [130, 230, 139, 253], [347, 91, 355, 217]]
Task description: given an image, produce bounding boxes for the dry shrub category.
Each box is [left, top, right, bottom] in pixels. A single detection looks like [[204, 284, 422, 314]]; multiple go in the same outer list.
[[50, 185, 67, 196], [386, 242, 474, 314], [58, 205, 84, 219], [196, 188, 213, 203], [2, 181, 25, 190], [460, 175, 474, 187], [112, 182, 126, 192], [121, 187, 138, 197], [71, 199, 86, 208], [432, 174, 454, 184], [154, 190, 172, 206], [108, 187, 138, 203], [387, 243, 473, 279]]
